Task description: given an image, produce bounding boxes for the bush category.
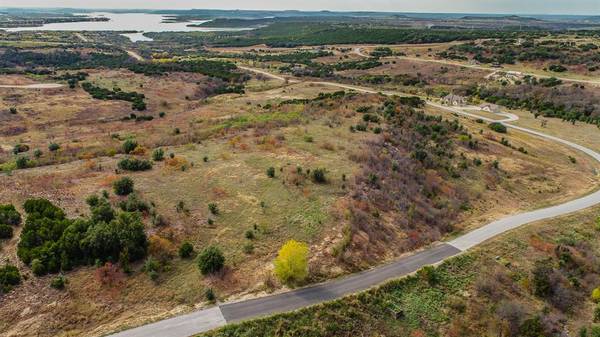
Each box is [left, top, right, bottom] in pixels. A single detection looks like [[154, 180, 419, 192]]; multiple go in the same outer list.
[[13, 143, 29, 154], [243, 243, 254, 254], [152, 148, 165, 161], [0, 224, 13, 239], [532, 260, 553, 298], [48, 143, 60, 152], [31, 258, 46, 276], [15, 156, 29, 169], [274, 240, 309, 285], [197, 246, 225, 275], [417, 265, 440, 286], [245, 230, 255, 240], [113, 177, 134, 196], [208, 203, 219, 215], [179, 242, 194, 258], [489, 122, 507, 133], [0, 204, 21, 226], [0, 265, 21, 293], [266, 167, 276, 178], [205, 288, 216, 302], [592, 287, 600, 303], [312, 168, 327, 184], [118, 193, 149, 213], [50, 275, 66, 290], [122, 139, 138, 154], [118, 158, 153, 171], [9, 107, 17, 114], [549, 64, 567, 72]]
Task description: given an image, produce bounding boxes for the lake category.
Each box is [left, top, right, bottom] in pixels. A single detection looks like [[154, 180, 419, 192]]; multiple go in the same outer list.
[[4, 12, 253, 42]]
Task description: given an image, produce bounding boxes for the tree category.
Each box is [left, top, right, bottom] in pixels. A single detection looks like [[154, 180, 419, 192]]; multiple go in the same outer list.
[[113, 177, 134, 196], [0, 204, 21, 226], [0, 265, 21, 293], [197, 246, 225, 275], [0, 225, 13, 239], [274, 240, 309, 284], [489, 122, 507, 133], [179, 242, 194, 258]]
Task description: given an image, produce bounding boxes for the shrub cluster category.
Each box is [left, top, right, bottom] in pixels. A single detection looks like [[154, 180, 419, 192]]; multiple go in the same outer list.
[[17, 198, 147, 275], [0, 204, 21, 239], [118, 158, 153, 171]]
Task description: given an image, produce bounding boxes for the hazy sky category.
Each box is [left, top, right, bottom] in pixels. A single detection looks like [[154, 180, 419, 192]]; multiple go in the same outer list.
[[1, 0, 599, 15]]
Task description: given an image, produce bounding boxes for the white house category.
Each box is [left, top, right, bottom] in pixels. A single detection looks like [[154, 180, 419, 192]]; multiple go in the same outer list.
[[442, 94, 466, 106]]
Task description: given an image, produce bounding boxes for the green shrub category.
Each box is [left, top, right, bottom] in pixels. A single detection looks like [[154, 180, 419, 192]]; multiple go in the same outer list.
[[122, 139, 138, 154], [48, 143, 60, 152], [118, 193, 149, 213], [152, 148, 165, 161], [15, 156, 29, 169], [266, 167, 275, 178], [489, 122, 507, 133], [31, 258, 46, 276], [205, 288, 216, 302], [33, 149, 42, 158], [13, 143, 29, 154], [0, 204, 21, 226], [0, 265, 21, 293], [197, 246, 225, 275], [208, 203, 219, 215], [50, 275, 67, 290], [113, 177, 134, 196], [0, 224, 13, 239], [245, 230, 255, 240], [118, 158, 153, 171], [9, 107, 17, 114], [312, 168, 327, 183], [179, 242, 194, 258]]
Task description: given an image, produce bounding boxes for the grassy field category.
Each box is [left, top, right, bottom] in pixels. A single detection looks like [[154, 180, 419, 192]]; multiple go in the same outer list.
[[1, 34, 600, 337]]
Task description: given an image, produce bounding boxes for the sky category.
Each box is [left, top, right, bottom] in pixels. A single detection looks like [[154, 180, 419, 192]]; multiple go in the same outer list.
[[1, 0, 599, 15]]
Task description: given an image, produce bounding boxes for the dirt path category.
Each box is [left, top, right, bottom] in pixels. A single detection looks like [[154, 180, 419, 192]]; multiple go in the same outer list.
[[75, 33, 89, 42], [126, 50, 145, 62]]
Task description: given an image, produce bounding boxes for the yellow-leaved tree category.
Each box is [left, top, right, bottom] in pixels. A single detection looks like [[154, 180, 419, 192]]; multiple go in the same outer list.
[[274, 240, 309, 285]]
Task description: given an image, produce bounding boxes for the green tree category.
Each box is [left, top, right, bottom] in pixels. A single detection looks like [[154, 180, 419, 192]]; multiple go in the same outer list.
[[113, 177, 134, 196], [274, 240, 309, 284], [197, 246, 225, 275], [179, 242, 194, 259], [0, 265, 21, 293]]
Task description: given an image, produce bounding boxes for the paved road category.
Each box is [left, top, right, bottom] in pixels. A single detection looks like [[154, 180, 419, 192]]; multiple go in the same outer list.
[[110, 69, 600, 337], [0, 83, 64, 89]]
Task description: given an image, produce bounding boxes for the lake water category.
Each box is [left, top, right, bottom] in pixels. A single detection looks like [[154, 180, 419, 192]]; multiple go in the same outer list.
[[4, 12, 252, 42]]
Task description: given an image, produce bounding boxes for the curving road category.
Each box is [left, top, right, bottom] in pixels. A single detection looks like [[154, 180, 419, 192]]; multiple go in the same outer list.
[[109, 68, 600, 337], [352, 46, 600, 86], [0, 83, 64, 89]]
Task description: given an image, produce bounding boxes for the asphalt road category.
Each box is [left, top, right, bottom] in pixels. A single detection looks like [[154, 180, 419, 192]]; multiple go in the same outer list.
[[110, 69, 600, 337]]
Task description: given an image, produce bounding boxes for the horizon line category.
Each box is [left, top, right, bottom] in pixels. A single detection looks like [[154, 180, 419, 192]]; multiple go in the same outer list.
[[0, 6, 599, 17]]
